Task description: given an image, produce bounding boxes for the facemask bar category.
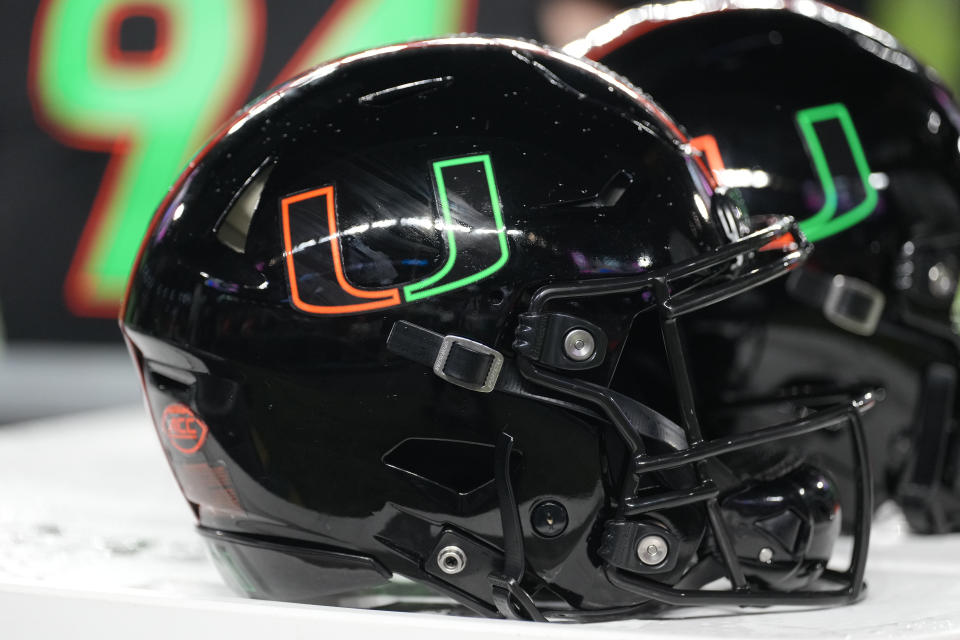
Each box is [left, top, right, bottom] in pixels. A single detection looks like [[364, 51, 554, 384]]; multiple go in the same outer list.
[[519, 217, 808, 455], [518, 215, 873, 611], [387, 215, 871, 618], [607, 406, 872, 606]]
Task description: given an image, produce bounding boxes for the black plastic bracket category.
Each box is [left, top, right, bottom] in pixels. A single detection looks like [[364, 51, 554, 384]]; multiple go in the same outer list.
[[513, 312, 607, 370], [597, 519, 679, 574]]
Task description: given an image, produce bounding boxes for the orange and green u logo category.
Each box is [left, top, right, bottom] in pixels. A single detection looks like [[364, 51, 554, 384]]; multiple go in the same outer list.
[[280, 153, 510, 315]]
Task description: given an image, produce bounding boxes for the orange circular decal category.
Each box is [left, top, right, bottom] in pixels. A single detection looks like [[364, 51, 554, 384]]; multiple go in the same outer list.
[[161, 404, 209, 454]]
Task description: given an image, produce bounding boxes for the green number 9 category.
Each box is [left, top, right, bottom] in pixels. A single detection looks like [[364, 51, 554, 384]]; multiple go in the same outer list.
[[30, 0, 265, 315]]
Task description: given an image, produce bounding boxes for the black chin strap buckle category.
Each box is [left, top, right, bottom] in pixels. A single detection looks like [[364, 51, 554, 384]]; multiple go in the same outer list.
[[787, 269, 885, 336], [434, 335, 504, 393], [386, 320, 503, 393]]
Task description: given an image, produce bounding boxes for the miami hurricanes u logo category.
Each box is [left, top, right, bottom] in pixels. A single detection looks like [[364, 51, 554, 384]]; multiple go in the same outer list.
[[280, 153, 509, 315]]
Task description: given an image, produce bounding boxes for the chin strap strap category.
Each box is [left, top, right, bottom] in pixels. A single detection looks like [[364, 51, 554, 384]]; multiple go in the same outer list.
[[490, 432, 546, 622], [898, 363, 960, 533], [386, 320, 504, 393]]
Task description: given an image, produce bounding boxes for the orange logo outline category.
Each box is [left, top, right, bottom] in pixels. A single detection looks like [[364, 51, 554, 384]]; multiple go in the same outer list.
[[281, 186, 402, 314], [161, 403, 209, 454]]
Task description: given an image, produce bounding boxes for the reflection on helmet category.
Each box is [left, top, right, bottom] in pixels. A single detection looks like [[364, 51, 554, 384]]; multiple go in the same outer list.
[[122, 35, 871, 621], [574, 0, 960, 534]]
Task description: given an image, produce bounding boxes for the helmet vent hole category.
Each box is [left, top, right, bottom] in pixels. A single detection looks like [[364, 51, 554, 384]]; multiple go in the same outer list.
[[382, 438, 497, 496], [145, 361, 196, 394], [215, 161, 274, 254]]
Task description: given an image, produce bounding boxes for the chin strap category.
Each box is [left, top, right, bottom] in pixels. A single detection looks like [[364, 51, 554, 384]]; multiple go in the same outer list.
[[386, 320, 504, 393], [490, 432, 546, 622], [898, 363, 960, 533]]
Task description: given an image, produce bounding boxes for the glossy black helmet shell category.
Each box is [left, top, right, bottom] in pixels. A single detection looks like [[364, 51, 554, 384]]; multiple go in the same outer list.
[[122, 35, 868, 620]]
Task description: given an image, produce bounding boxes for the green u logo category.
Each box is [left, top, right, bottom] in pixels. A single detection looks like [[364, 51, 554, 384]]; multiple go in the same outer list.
[[795, 103, 878, 242]]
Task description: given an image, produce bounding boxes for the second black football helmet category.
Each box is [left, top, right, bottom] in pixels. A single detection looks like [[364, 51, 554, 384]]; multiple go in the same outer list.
[[573, 0, 960, 533]]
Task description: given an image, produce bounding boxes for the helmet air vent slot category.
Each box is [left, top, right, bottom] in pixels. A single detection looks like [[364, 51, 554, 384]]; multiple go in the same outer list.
[[382, 438, 497, 498], [215, 160, 274, 254]]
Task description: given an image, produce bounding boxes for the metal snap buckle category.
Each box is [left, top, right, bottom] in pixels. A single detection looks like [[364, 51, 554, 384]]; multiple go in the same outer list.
[[823, 274, 886, 336], [433, 335, 504, 393]]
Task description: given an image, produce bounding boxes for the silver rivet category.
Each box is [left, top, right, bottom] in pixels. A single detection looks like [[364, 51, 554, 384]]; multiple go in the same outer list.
[[758, 547, 774, 564], [563, 329, 595, 361], [437, 546, 467, 575], [636, 535, 668, 566], [928, 262, 955, 299]]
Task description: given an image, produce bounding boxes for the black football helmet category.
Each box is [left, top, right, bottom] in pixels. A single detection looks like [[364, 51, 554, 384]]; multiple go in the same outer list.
[[573, 0, 960, 533], [121, 37, 872, 620]]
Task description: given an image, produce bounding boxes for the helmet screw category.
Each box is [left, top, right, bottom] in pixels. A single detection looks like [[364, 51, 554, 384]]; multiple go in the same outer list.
[[531, 500, 569, 538], [563, 328, 596, 362], [437, 546, 467, 575], [758, 547, 774, 564], [636, 535, 669, 566]]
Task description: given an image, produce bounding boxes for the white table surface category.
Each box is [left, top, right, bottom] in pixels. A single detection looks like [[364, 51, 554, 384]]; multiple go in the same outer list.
[[1, 406, 958, 639]]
